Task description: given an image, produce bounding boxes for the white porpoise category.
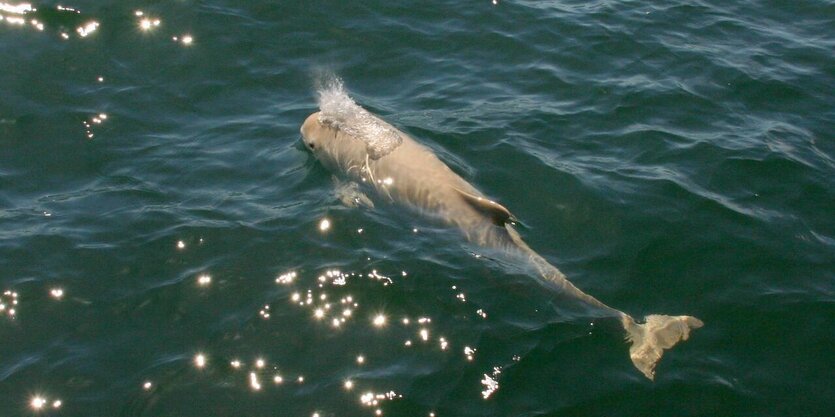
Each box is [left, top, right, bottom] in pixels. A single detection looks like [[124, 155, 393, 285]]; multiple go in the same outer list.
[[300, 79, 703, 380]]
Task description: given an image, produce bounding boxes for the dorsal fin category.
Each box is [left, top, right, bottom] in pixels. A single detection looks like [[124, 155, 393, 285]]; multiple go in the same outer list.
[[454, 188, 516, 226]]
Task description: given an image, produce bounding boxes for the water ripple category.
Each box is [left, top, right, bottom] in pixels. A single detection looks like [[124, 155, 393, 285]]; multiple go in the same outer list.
[[1, 0, 833, 415]]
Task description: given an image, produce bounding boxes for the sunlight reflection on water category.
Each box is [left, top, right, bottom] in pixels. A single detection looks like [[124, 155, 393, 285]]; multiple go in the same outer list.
[[117, 263, 500, 416]]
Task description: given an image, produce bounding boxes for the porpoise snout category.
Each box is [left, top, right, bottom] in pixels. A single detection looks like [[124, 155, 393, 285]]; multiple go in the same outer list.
[[300, 112, 321, 151]]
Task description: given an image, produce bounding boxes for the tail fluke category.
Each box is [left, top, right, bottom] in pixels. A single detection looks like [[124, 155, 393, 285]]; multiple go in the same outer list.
[[622, 314, 704, 380]]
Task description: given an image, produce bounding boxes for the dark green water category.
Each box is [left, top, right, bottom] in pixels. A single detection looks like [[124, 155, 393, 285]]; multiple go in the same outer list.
[[1, 1, 834, 416]]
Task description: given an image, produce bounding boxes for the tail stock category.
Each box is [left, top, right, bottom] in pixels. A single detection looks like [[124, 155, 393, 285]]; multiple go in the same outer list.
[[501, 224, 703, 380]]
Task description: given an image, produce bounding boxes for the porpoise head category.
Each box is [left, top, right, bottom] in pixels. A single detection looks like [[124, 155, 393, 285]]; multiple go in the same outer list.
[[300, 111, 330, 153], [300, 111, 368, 173]]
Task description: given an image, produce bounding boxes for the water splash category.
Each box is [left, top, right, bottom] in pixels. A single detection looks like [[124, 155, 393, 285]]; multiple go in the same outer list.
[[315, 77, 403, 160]]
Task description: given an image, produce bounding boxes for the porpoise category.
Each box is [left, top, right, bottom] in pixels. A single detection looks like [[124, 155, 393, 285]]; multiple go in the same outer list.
[[300, 79, 703, 380]]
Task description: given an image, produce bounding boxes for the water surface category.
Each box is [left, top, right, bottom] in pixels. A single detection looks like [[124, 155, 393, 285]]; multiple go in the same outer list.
[[1, 1, 833, 416]]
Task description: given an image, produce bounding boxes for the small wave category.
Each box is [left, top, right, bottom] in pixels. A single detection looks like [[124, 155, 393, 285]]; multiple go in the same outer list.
[[314, 76, 403, 159]]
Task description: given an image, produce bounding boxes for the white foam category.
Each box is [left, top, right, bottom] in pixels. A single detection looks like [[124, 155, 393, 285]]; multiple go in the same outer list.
[[316, 77, 403, 159]]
